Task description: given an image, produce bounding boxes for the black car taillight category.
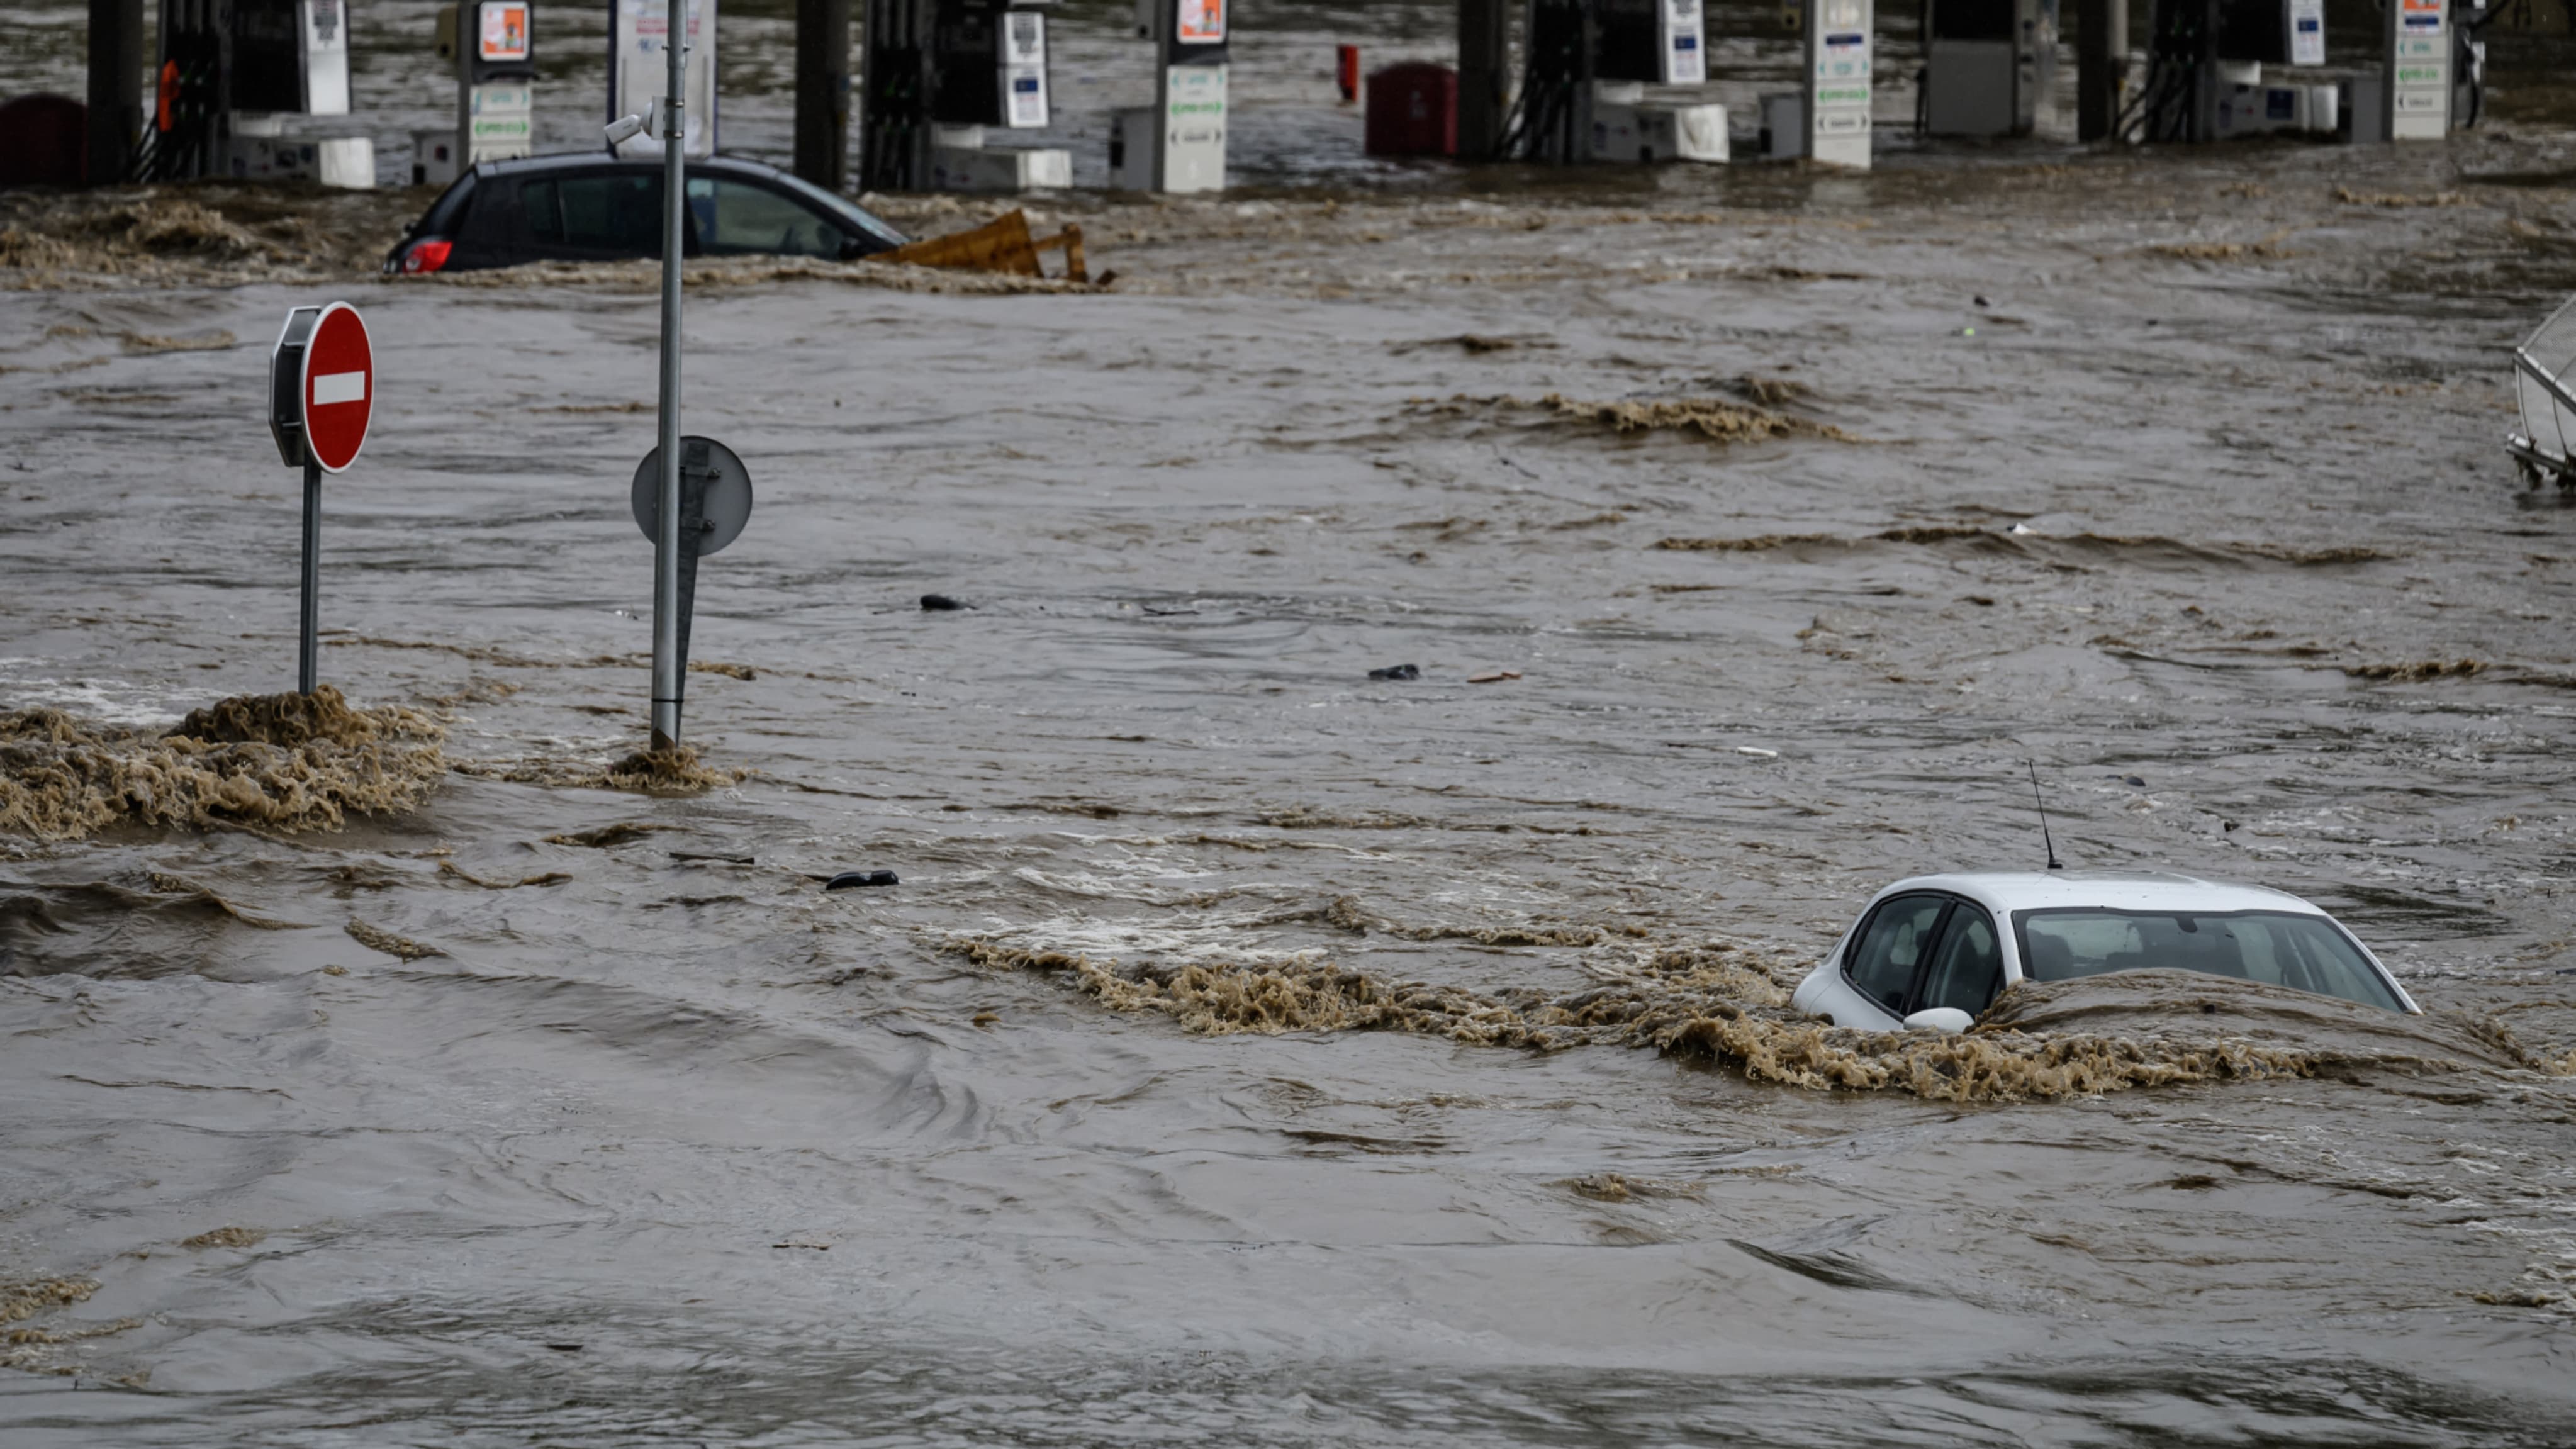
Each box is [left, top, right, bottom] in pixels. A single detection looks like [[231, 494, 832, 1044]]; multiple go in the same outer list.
[[391, 237, 454, 275]]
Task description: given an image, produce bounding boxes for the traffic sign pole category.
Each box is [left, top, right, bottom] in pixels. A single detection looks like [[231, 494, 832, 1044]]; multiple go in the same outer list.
[[650, 10, 689, 752], [299, 456, 322, 693]]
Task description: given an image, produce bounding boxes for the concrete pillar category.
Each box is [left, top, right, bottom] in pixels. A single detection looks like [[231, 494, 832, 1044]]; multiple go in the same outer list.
[[1457, 0, 1509, 162], [796, 0, 853, 189], [85, 0, 143, 185], [2076, 0, 2125, 141]]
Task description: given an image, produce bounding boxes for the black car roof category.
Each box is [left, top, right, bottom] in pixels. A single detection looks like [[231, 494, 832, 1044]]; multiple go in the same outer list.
[[468, 151, 792, 182]]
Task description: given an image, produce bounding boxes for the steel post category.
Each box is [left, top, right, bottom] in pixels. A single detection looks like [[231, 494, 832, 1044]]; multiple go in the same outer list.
[[794, 0, 852, 189], [86, 0, 143, 184], [651, 7, 688, 752], [298, 457, 322, 695], [2077, 0, 2126, 141], [1456, 0, 1509, 162]]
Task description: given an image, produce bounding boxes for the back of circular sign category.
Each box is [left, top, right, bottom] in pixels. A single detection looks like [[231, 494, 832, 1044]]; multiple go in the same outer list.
[[630, 435, 754, 556]]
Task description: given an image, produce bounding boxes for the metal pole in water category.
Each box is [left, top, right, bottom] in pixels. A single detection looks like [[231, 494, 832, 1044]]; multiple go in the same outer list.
[[650, 0, 688, 752], [298, 455, 322, 695], [2077, 0, 2127, 142], [1455, 0, 1507, 162]]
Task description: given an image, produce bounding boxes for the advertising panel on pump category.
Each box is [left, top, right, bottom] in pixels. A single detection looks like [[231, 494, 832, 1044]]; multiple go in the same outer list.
[[1176, 0, 1224, 45]]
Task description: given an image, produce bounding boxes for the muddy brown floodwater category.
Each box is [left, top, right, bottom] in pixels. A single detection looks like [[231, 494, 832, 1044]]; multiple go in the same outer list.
[[9, 31, 2576, 1444]]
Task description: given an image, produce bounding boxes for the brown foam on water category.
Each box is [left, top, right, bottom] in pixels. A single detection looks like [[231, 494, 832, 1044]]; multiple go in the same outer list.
[[1655, 525, 1987, 552], [450, 745, 745, 795], [2343, 659, 2487, 681], [0, 1278, 92, 1328], [1439, 393, 1856, 445], [0, 1277, 142, 1379], [1535, 394, 1854, 444], [344, 920, 442, 960], [947, 935, 2556, 1102], [0, 688, 444, 841], [2147, 232, 2295, 262], [2334, 187, 2468, 208], [603, 746, 743, 794], [1562, 1173, 1704, 1202], [1259, 806, 1427, 830], [1322, 895, 1606, 946], [0, 198, 280, 286]]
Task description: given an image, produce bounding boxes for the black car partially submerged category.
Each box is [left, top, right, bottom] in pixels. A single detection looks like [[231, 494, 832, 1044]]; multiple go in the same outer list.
[[386, 152, 909, 274]]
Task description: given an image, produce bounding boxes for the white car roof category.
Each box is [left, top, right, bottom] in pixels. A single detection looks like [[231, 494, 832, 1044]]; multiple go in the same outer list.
[[1871, 870, 2331, 919]]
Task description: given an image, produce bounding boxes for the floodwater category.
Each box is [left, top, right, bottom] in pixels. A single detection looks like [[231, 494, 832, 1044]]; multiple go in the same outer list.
[[9, 2, 2576, 1445]]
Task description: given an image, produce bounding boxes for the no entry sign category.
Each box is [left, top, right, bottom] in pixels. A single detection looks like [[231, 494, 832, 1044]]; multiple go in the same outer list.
[[300, 303, 373, 473], [265, 300, 376, 697]]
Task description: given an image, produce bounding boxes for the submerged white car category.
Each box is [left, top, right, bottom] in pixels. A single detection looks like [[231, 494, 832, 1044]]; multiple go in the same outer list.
[[1790, 871, 2421, 1034]]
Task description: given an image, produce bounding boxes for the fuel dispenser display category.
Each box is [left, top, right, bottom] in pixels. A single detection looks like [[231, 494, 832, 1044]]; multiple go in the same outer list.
[[1002, 10, 1051, 128]]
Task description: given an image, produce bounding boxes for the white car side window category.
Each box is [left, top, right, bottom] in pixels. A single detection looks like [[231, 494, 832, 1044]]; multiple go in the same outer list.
[[1846, 895, 1947, 1015]]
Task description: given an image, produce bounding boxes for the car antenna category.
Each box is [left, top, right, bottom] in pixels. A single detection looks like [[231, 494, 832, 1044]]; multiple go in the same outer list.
[[2027, 760, 2063, 871]]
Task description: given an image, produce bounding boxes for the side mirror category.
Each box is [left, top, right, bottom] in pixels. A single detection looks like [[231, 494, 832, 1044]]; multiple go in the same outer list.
[[838, 233, 872, 262], [1901, 1007, 1974, 1035]]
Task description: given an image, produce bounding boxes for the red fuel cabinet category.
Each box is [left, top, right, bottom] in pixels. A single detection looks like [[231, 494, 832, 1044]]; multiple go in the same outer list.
[[1364, 63, 1457, 157]]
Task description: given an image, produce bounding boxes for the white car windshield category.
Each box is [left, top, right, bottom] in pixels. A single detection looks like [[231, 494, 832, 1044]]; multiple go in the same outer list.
[[2014, 909, 2404, 1013]]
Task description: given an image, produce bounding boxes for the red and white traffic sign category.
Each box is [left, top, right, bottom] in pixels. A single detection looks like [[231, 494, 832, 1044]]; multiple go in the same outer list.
[[300, 301, 373, 473]]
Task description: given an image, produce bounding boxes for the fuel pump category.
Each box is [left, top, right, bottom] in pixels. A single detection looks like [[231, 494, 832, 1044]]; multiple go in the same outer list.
[[2131, 0, 2334, 142], [461, 1, 536, 169], [2382, 0, 2450, 137], [2450, 0, 2488, 128], [863, 0, 1066, 191], [1109, 0, 1228, 191], [1501, 0, 1716, 164], [609, 0, 718, 160], [1920, 0, 2055, 137], [134, 0, 371, 185]]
